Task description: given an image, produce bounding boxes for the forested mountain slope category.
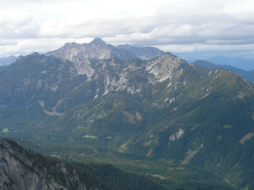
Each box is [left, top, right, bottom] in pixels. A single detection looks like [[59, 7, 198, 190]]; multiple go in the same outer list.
[[0, 139, 235, 190], [0, 139, 174, 190]]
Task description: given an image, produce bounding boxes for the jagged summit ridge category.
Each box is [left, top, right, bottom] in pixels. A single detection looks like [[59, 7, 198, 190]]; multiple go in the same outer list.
[[46, 38, 164, 61], [89, 38, 107, 47], [146, 52, 188, 82], [45, 38, 164, 77]]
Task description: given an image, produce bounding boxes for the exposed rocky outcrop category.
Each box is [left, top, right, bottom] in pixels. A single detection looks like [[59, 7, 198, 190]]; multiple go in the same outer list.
[[0, 139, 100, 190], [45, 38, 164, 77], [146, 52, 186, 82]]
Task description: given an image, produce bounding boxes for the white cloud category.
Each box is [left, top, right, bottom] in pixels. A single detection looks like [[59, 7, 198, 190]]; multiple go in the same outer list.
[[0, 0, 254, 58]]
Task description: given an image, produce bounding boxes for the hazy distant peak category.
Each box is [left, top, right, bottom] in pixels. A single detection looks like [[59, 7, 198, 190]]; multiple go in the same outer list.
[[117, 44, 132, 49], [0, 55, 17, 66], [30, 52, 40, 56], [205, 56, 254, 71], [89, 38, 107, 47], [164, 52, 177, 57], [45, 39, 166, 76], [63, 42, 79, 47]]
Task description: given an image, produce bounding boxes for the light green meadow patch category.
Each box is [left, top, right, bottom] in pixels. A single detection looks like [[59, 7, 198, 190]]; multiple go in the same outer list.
[[1, 128, 9, 133], [83, 135, 98, 139], [240, 133, 254, 144], [223, 124, 232, 129], [106, 136, 112, 139]]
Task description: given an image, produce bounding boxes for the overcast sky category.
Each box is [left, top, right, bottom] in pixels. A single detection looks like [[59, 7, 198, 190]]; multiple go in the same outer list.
[[1, 0, 254, 60]]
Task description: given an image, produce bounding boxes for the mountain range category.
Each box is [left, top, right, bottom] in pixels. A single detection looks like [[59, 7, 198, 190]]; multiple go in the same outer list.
[[193, 60, 254, 82], [0, 38, 254, 189], [205, 56, 254, 71], [45, 38, 164, 77]]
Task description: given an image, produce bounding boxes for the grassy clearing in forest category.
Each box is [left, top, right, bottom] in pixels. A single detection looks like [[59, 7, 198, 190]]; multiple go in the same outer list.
[[1, 128, 9, 133], [83, 135, 98, 139]]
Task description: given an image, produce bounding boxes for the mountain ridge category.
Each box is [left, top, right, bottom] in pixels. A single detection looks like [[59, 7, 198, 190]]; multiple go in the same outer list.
[[194, 60, 254, 82], [45, 38, 164, 77], [205, 56, 254, 71]]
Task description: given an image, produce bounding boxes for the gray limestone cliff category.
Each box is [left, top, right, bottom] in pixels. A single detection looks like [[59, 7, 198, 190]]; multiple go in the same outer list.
[[0, 139, 100, 190], [45, 38, 164, 77]]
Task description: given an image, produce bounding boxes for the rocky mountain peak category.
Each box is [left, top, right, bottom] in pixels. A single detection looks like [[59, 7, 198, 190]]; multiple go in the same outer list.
[[164, 52, 177, 58], [45, 38, 166, 77], [146, 52, 187, 82], [30, 52, 40, 56], [89, 38, 107, 47]]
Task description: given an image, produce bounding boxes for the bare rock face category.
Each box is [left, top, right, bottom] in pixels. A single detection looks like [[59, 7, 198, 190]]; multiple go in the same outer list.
[[45, 38, 164, 77], [45, 38, 164, 95], [45, 38, 134, 77], [0, 139, 99, 190], [146, 53, 186, 82]]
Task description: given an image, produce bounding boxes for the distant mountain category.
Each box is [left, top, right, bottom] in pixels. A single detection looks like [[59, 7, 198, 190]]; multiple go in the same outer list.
[[193, 60, 218, 69], [184, 58, 196, 64], [0, 55, 17, 66], [194, 60, 254, 82], [205, 56, 254, 71], [45, 38, 164, 77]]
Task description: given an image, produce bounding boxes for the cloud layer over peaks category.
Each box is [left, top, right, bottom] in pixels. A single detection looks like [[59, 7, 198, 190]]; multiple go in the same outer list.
[[1, 0, 254, 59]]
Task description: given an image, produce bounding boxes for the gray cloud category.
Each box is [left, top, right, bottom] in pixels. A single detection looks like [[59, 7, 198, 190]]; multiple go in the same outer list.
[[0, 0, 254, 58]]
